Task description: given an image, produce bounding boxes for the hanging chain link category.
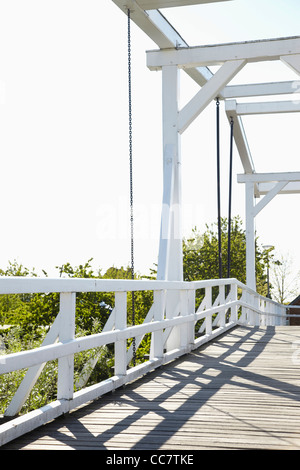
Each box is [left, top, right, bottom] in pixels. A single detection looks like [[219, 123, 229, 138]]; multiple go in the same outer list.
[[128, 9, 136, 366]]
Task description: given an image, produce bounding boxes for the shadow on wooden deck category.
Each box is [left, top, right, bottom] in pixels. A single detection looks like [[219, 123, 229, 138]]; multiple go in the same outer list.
[[3, 326, 300, 450]]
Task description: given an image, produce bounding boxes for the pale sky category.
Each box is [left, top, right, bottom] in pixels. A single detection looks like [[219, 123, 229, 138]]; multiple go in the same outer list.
[[0, 0, 299, 280]]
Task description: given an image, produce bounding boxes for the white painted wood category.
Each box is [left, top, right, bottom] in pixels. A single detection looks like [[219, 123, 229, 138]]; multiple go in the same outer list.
[[7, 325, 300, 451], [238, 173, 300, 296], [254, 296, 260, 326], [137, 0, 232, 9], [147, 36, 300, 70], [230, 283, 238, 323], [238, 172, 300, 183], [0, 277, 194, 294], [0, 276, 290, 447], [157, 65, 183, 282], [260, 299, 266, 326], [178, 59, 245, 133], [114, 292, 127, 375], [112, 1, 213, 88], [204, 286, 212, 335], [57, 293, 76, 401], [150, 290, 165, 359], [223, 81, 300, 99], [143, 9, 212, 82], [245, 181, 256, 290], [281, 54, 300, 75], [187, 290, 195, 346], [0, 276, 267, 298], [257, 182, 300, 195], [234, 100, 300, 115], [219, 285, 226, 327], [0, 399, 71, 448], [237, 172, 300, 212], [253, 181, 288, 216], [225, 101, 255, 174]]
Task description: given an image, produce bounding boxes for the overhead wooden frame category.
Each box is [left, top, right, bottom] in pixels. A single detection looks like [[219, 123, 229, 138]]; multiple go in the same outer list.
[[136, 0, 232, 8], [112, 0, 217, 86], [147, 36, 300, 69], [237, 172, 300, 198], [111, 0, 300, 292], [136, 0, 232, 10]]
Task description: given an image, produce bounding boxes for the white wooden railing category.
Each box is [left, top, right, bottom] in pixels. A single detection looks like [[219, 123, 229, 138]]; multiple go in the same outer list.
[[0, 276, 288, 446]]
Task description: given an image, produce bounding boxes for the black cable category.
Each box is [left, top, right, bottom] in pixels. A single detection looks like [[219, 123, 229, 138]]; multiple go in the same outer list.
[[227, 117, 234, 280], [216, 98, 222, 279]]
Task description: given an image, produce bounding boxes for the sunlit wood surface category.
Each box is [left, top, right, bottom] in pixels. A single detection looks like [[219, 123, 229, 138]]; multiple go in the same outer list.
[[3, 325, 300, 450]]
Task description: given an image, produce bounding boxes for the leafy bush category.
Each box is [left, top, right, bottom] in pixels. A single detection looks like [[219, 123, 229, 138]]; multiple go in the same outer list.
[[0, 259, 153, 415]]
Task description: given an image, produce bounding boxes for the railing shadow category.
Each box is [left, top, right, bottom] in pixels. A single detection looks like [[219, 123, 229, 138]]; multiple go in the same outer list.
[[3, 325, 300, 450]]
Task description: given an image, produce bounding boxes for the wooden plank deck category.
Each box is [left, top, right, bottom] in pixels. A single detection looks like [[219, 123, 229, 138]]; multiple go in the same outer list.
[[2, 325, 300, 450]]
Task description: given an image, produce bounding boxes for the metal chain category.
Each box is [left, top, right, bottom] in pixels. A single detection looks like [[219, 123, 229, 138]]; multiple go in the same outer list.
[[128, 9, 136, 366]]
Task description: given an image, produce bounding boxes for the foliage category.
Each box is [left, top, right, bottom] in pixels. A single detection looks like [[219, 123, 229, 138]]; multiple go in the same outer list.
[[183, 216, 270, 297], [0, 259, 153, 415], [0, 320, 112, 415], [0, 221, 276, 416]]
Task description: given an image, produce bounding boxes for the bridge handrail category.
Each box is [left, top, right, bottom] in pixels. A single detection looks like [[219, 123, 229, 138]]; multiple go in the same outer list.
[[0, 275, 243, 293], [0, 276, 288, 446]]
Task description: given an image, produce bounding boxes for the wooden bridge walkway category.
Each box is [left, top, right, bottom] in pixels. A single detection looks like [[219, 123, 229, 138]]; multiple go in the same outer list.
[[2, 325, 300, 450]]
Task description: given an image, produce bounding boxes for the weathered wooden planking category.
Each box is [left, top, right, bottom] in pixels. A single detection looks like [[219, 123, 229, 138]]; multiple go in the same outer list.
[[2, 325, 300, 450]]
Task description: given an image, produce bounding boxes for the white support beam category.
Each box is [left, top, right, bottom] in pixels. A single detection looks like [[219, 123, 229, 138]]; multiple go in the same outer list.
[[112, 0, 184, 48], [178, 59, 245, 133], [237, 172, 300, 183], [234, 100, 300, 115], [146, 10, 213, 86], [253, 181, 288, 217], [57, 293, 76, 402], [137, 0, 232, 9], [147, 36, 300, 70], [225, 100, 255, 174], [112, 1, 213, 87], [258, 181, 300, 195], [239, 171, 300, 290], [223, 81, 300, 99], [114, 292, 127, 376], [281, 54, 300, 76], [157, 65, 183, 281], [245, 181, 256, 290]]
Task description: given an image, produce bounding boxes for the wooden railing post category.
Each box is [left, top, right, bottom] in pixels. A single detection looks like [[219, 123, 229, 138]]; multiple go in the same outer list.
[[219, 285, 225, 327], [231, 282, 238, 323], [114, 292, 127, 375], [187, 289, 195, 348], [179, 289, 189, 350], [57, 292, 76, 401], [151, 290, 165, 360], [205, 286, 212, 336]]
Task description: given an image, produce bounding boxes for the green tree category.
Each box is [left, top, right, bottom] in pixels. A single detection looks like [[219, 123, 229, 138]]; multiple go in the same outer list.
[[0, 260, 152, 414], [183, 216, 269, 297]]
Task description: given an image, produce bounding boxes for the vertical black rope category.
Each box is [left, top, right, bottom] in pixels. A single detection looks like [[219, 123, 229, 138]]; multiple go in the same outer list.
[[227, 117, 234, 280], [216, 98, 222, 279], [128, 9, 136, 366]]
